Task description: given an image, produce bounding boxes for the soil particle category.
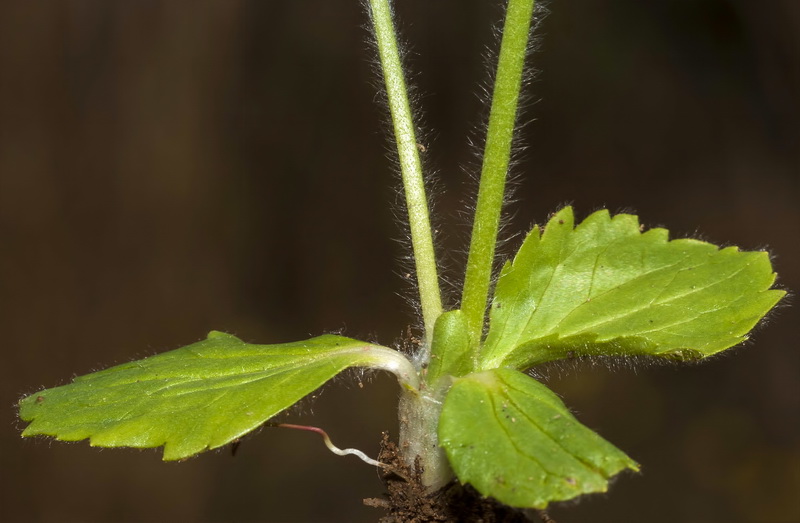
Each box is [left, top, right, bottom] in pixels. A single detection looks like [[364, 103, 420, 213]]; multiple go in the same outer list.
[[365, 433, 554, 523]]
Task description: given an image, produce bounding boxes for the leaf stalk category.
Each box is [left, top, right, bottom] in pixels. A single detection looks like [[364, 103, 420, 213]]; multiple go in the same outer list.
[[358, 344, 420, 391], [367, 0, 442, 349], [461, 0, 535, 353]]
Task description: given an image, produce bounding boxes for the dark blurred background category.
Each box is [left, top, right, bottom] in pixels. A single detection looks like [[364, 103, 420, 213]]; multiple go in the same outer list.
[[1, 1, 797, 522]]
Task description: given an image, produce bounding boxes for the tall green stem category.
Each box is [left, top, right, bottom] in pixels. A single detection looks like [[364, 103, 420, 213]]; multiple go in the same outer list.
[[367, 0, 442, 348], [461, 0, 535, 352]]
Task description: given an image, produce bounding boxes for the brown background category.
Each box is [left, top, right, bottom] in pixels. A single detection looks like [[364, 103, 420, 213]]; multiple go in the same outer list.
[[1, 1, 798, 522]]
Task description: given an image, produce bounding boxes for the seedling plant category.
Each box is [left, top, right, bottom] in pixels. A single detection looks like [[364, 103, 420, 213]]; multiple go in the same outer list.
[[18, 0, 784, 516]]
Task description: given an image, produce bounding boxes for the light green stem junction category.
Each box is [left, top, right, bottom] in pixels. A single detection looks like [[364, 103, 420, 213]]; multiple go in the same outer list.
[[358, 344, 420, 391], [368, 0, 442, 349], [461, 0, 535, 354]]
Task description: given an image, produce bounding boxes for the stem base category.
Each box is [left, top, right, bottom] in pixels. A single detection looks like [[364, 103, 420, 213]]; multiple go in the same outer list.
[[398, 388, 452, 491]]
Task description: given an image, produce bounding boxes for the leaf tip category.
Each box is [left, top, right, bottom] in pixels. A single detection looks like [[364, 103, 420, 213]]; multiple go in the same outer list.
[[548, 206, 575, 227]]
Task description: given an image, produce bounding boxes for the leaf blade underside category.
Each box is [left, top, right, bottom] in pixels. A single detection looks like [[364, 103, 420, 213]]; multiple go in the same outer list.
[[19, 331, 391, 460], [439, 368, 638, 509], [480, 207, 784, 370]]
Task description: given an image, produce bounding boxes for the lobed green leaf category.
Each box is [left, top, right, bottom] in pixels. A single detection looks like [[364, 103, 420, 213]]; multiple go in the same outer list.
[[480, 207, 784, 369], [19, 331, 405, 460], [439, 368, 638, 508]]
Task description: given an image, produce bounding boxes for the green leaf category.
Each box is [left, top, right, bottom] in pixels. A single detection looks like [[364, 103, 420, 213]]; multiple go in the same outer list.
[[480, 207, 784, 369], [439, 368, 638, 509], [427, 310, 473, 383], [19, 331, 411, 460]]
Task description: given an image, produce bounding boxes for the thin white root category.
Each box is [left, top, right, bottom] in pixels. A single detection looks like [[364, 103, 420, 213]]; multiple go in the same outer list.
[[275, 423, 386, 468]]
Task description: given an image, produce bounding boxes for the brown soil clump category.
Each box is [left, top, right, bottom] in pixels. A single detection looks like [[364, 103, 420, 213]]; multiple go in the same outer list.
[[364, 433, 554, 523]]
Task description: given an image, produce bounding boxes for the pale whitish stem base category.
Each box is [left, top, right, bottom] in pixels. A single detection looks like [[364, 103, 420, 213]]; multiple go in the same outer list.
[[398, 387, 453, 491]]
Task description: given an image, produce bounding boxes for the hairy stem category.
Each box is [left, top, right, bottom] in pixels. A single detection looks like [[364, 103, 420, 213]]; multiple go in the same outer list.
[[367, 0, 442, 349], [461, 0, 536, 354], [398, 385, 452, 491]]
